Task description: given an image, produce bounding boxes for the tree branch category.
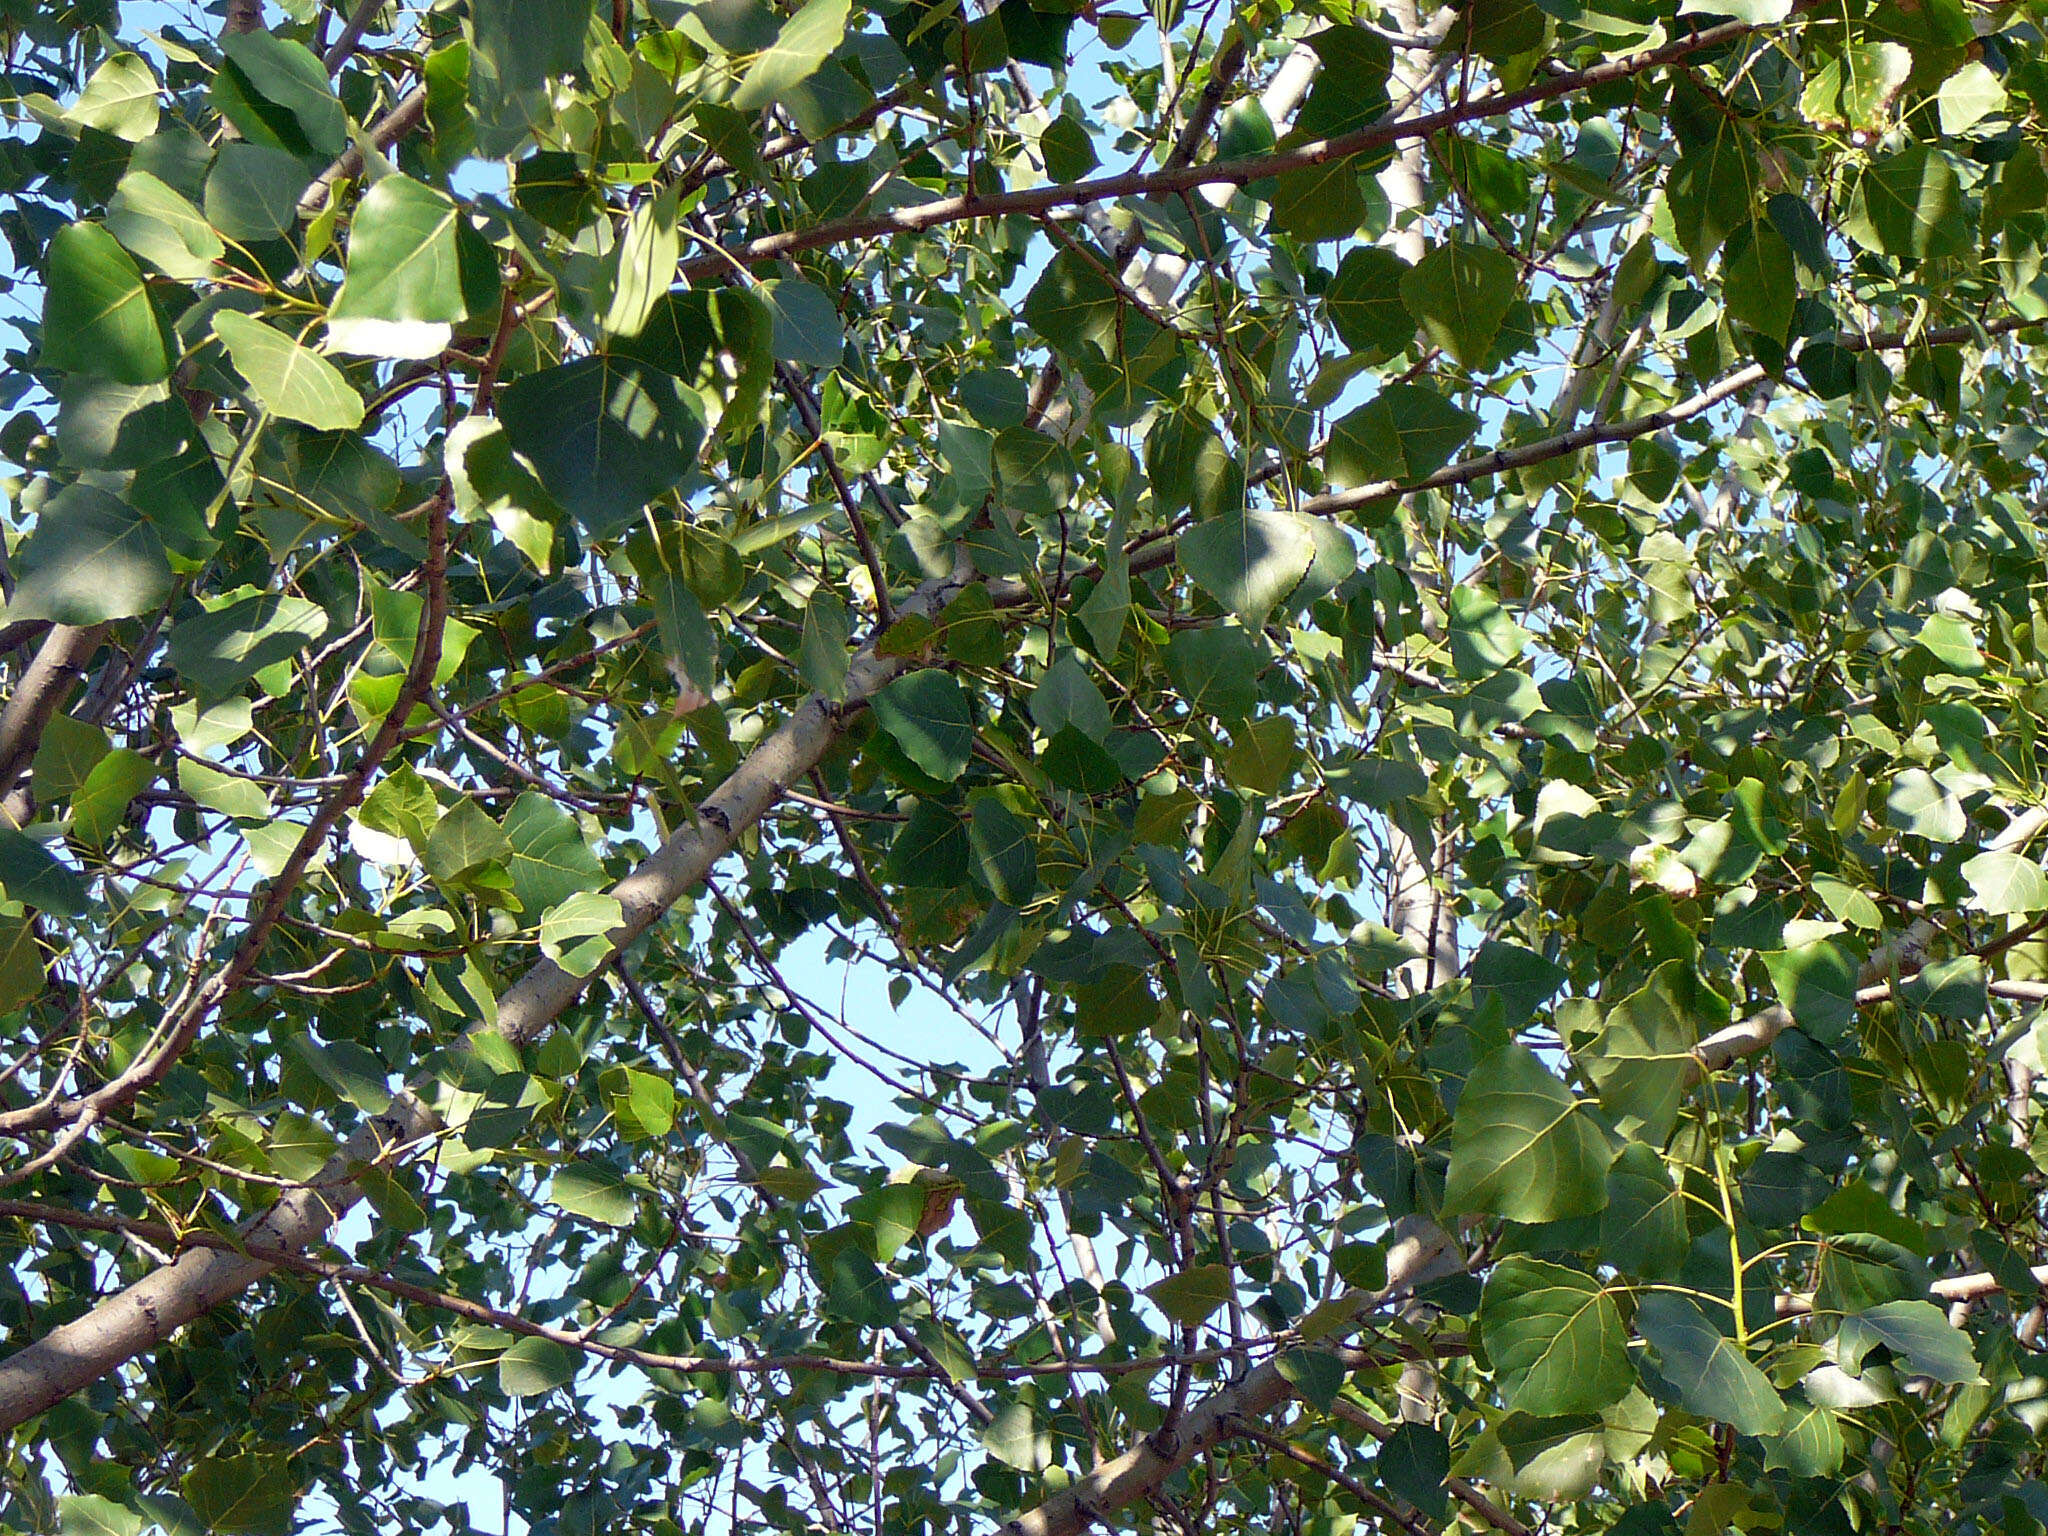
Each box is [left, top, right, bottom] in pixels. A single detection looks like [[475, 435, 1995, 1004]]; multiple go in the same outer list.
[[675, 9, 1814, 282]]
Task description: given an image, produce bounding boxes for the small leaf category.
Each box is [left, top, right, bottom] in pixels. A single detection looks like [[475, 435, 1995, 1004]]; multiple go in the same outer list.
[[540, 891, 625, 977]]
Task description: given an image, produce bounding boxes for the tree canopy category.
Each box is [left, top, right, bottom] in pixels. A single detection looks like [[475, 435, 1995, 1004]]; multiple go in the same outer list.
[[6, 0, 2048, 1533]]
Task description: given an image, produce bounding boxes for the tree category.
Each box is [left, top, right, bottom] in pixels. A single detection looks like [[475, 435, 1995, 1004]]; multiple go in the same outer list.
[[3, 0, 2048, 1530]]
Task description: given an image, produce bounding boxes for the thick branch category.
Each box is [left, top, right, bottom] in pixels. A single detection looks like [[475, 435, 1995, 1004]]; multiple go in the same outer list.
[[0, 625, 107, 828]]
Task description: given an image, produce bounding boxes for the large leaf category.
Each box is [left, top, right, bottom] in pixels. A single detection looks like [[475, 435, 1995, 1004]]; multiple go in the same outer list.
[[1573, 962, 1698, 1143], [1479, 1259, 1632, 1415], [40, 222, 170, 383], [731, 0, 852, 111], [106, 170, 223, 280], [1327, 385, 1478, 488], [1834, 1301, 1979, 1384], [1635, 1293, 1786, 1436], [1442, 1044, 1614, 1223], [6, 485, 172, 625], [328, 175, 492, 359], [1399, 240, 1518, 369], [167, 589, 330, 699], [214, 312, 364, 431], [1178, 510, 1317, 625], [180, 1453, 298, 1535], [872, 670, 975, 783], [498, 357, 705, 538]]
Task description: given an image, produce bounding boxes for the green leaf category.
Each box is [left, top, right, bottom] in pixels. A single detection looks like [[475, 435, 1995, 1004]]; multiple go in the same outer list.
[[607, 1068, 677, 1141], [969, 797, 1038, 906], [1835, 1300, 1979, 1384], [1479, 1259, 1631, 1415], [1600, 1143, 1689, 1278], [1937, 59, 2005, 135], [1763, 1404, 1846, 1477], [1848, 144, 1969, 260], [424, 798, 513, 884], [55, 376, 188, 470], [204, 143, 309, 242], [888, 801, 969, 885], [1763, 939, 1859, 1042], [40, 222, 170, 383], [218, 32, 346, 155], [1667, 124, 1756, 264], [1442, 1044, 1614, 1224], [799, 588, 852, 701], [1721, 221, 1795, 340], [498, 357, 705, 539], [1887, 767, 1966, 842], [168, 589, 329, 700], [649, 573, 717, 695], [1678, 0, 1788, 19], [539, 890, 624, 976], [1962, 850, 2048, 916], [1021, 249, 1119, 360], [872, 670, 974, 782], [1178, 509, 1317, 626], [6, 484, 172, 625], [59, 1496, 144, 1536], [1400, 240, 1518, 369], [761, 278, 846, 367], [1447, 587, 1529, 678], [1635, 1293, 1786, 1435], [70, 749, 155, 845], [471, 0, 592, 94], [981, 1397, 1052, 1472], [1327, 385, 1479, 488], [1146, 1263, 1234, 1325], [1324, 246, 1415, 355], [69, 54, 159, 140], [732, 0, 851, 111], [498, 1335, 577, 1397], [1275, 1348, 1345, 1410], [1165, 626, 1262, 720], [1574, 962, 1697, 1143], [1376, 1423, 1451, 1518], [214, 311, 364, 431], [598, 186, 681, 340], [180, 1454, 298, 1536], [106, 170, 223, 280], [1270, 157, 1366, 243], [328, 175, 489, 359], [549, 1162, 637, 1226], [32, 715, 109, 806]]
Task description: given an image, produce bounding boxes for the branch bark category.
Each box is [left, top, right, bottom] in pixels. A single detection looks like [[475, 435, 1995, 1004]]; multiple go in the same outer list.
[[0, 624, 107, 829]]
